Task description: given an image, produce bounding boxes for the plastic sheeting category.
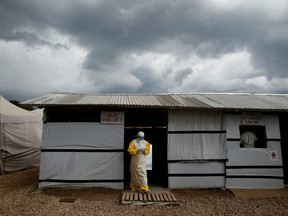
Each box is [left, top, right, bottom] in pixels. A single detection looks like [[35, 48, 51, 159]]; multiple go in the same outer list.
[[0, 96, 42, 173], [168, 161, 225, 188], [42, 123, 123, 149], [225, 114, 284, 189], [168, 110, 226, 160], [167, 110, 226, 188], [1, 123, 42, 173], [39, 122, 124, 189], [39, 152, 123, 189]]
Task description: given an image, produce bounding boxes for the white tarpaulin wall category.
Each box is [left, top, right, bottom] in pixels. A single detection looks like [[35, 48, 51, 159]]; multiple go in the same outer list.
[[225, 114, 284, 189], [167, 110, 226, 188], [39, 123, 124, 189], [0, 96, 42, 174]]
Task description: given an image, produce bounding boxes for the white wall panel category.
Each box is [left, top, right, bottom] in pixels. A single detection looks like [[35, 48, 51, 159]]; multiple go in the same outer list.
[[39, 182, 123, 189], [40, 152, 123, 180], [226, 168, 283, 176], [169, 176, 225, 189], [226, 178, 284, 189], [168, 161, 225, 189], [169, 161, 225, 173], [168, 110, 226, 160], [264, 115, 280, 138], [42, 123, 124, 149], [225, 114, 241, 138]]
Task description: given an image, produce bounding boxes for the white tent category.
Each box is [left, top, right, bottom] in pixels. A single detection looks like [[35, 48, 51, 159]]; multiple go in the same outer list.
[[0, 96, 42, 174]]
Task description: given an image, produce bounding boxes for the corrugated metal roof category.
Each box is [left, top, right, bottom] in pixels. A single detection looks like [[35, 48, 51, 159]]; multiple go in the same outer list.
[[21, 93, 288, 111]]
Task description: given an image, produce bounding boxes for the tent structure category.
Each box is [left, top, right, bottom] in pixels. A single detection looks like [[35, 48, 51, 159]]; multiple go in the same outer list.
[[0, 96, 42, 174]]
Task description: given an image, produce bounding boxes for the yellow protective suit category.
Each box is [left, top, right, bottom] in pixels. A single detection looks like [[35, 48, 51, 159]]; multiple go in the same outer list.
[[128, 139, 150, 191]]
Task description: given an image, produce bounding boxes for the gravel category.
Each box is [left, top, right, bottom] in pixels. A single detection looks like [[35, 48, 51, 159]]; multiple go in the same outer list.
[[0, 167, 288, 216]]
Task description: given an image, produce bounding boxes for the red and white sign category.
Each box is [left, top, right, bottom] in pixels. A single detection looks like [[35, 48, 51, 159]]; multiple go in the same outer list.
[[270, 150, 278, 161], [242, 112, 263, 125], [101, 112, 124, 124]]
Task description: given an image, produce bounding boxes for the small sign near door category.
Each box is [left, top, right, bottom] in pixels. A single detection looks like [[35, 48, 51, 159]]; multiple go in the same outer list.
[[146, 144, 152, 170], [270, 150, 278, 161]]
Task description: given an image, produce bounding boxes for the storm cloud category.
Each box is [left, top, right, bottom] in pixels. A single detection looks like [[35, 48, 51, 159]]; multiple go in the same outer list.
[[0, 0, 288, 101]]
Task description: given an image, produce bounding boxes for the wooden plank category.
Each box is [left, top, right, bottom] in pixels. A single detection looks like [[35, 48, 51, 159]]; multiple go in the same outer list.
[[151, 193, 157, 201], [163, 194, 169, 202], [126, 193, 130, 201], [155, 193, 160, 201], [134, 193, 138, 201], [139, 193, 143, 201], [143, 194, 148, 201], [121, 193, 126, 201], [166, 194, 173, 202], [170, 194, 177, 202], [159, 194, 165, 201], [167, 194, 173, 202], [147, 193, 152, 201], [129, 193, 133, 201]]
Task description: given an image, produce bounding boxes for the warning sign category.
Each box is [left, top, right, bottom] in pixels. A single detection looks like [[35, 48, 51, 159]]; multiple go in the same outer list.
[[101, 112, 124, 124], [270, 150, 278, 161], [242, 112, 263, 125]]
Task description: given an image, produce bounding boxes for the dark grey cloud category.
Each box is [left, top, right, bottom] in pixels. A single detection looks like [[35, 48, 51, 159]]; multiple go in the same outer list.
[[1, 0, 287, 70], [250, 37, 288, 79], [0, 0, 288, 101], [0, 0, 67, 49], [166, 68, 192, 86], [10, 31, 67, 49], [132, 67, 168, 93], [56, 0, 287, 80]]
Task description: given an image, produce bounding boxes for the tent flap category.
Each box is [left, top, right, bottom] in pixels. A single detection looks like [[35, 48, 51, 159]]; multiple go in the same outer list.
[[0, 96, 42, 174]]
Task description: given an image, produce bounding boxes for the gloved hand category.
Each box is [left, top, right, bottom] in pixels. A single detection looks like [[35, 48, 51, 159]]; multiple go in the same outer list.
[[139, 148, 145, 154]]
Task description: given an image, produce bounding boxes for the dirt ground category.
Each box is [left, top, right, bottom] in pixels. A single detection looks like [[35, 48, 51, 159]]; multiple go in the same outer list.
[[0, 167, 288, 216]]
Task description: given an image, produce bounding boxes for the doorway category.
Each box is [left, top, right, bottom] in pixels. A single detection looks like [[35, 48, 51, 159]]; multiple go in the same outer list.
[[124, 108, 168, 189]]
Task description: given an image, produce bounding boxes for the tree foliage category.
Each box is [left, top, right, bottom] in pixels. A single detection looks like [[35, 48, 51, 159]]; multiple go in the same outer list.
[[10, 100, 34, 111]]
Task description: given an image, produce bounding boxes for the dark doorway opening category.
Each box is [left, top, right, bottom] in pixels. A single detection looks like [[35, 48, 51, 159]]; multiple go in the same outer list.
[[124, 108, 168, 189], [239, 125, 267, 148]]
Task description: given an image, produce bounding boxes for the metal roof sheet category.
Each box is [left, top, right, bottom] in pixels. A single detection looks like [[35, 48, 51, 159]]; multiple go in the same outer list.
[[21, 93, 288, 111]]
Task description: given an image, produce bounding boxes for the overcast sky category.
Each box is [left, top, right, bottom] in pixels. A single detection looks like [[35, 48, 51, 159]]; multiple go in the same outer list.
[[1, 0, 288, 101]]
